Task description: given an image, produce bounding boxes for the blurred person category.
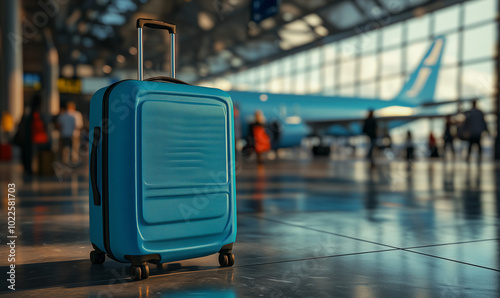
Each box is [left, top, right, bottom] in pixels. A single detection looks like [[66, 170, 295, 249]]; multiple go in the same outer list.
[[57, 104, 76, 163], [428, 132, 439, 158], [463, 100, 488, 163], [13, 93, 48, 174], [246, 110, 271, 164], [405, 130, 415, 162], [270, 120, 281, 151], [442, 115, 455, 159], [362, 109, 377, 168], [66, 102, 83, 162]]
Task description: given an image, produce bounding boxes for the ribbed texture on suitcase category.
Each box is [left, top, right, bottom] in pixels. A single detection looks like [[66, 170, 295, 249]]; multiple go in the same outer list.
[[140, 99, 229, 227]]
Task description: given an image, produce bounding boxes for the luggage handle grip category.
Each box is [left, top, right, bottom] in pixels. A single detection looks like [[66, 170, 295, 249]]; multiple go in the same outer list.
[[91, 127, 101, 206], [137, 19, 176, 34], [137, 18, 176, 81]]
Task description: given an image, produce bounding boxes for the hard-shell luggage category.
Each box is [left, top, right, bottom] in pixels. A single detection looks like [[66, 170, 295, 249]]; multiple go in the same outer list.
[[88, 19, 237, 281]]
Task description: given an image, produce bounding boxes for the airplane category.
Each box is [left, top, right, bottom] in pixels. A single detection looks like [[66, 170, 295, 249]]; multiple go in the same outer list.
[[227, 36, 465, 151]]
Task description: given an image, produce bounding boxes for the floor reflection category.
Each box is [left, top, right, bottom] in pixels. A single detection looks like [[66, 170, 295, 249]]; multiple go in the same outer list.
[[0, 159, 499, 296]]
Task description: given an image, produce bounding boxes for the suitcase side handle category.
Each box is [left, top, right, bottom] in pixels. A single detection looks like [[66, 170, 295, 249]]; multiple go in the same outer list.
[[91, 127, 101, 206], [137, 18, 176, 81]]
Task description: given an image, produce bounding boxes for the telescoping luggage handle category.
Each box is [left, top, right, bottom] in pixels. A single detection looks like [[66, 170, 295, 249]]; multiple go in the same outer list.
[[137, 18, 176, 80]]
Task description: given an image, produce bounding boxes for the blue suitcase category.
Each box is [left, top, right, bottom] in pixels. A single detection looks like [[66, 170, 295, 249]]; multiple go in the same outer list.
[[88, 19, 237, 281]]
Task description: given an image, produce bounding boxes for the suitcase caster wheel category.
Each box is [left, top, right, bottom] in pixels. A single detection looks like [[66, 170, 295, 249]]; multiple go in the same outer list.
[[130, 265, 142, 281], [140, 264, 149, 280], [90, 250, 105, 264], [218, 252, 235, 267]]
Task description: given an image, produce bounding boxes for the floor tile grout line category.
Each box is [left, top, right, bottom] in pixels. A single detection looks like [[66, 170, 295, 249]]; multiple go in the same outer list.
[[402, 238, 500, 249], [402, 249, 500, 272], [250, 214, 401, 250], [236, 249, 399, 268], [250, 214, 500, 253]]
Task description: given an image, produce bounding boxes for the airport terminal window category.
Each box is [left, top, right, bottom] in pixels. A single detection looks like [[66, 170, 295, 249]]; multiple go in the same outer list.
[[324, 43, 336, 63], [464, 0, 497, 26], [462, 23, 496, 62], [339, 59, 356, 86], [406, 41, 430, 72], [359, 30, 378, 54], [433, 5, 460, 35], [441, 32, 459, 66], [358, 81, 377, 98], [406, 15, 430, 42], [359, 54, 378, 82], [436, 67, 459, 100], [380, 76, 404, 100], [205, 0, 497, 123], [382, 23, 403, 49], [381, 48, 402, 77], [461, 61, 495, 98]]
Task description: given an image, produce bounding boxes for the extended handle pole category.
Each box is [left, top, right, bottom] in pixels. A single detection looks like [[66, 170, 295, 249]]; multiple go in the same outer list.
[[138, 27, 143, 80], [137, 18, 176, 81]]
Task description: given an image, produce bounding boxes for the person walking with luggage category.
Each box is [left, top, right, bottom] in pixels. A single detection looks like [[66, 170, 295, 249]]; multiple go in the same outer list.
[[247, 110, 271, 164], [463, 100, 488, 163], [442, 115, 455, 159], [362, 109, 377, 168]]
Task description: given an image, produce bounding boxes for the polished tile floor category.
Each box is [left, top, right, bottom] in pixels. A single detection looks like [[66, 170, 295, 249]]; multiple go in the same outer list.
[[1, 156, 500, 297]]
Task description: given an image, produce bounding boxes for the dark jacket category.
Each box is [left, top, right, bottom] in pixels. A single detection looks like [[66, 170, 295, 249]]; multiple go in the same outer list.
[[362, 116, 377, 140]]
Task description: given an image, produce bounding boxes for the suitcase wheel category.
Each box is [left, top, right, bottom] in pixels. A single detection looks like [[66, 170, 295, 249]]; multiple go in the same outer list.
[[130, 264, 149, 281], [218, 252, 235, 267], [90, 250, 105, 264]]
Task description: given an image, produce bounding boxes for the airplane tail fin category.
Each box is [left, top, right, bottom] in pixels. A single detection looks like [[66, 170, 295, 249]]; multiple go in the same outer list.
[[395, 36, 446, 106]]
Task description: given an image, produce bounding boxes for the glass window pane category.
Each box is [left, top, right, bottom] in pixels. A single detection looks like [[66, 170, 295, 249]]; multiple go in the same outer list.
[[283, 73, 293, 93], [407, 14, 430, 42], [463, 23, 496, 62], [360, 54, 378, 81], [323, 64, 335, 88], [339, 85, 355, 97], [433, 5, 459, 35], [406, 40, 430, 73], [381, 48, 401, 77], [359, 30, 378, 54], [358, 81, 377, 98], [339, 36, 358, 59], [310, 47, 322, 67], [295, 73, 306, 94], [268, 77, 283, 93], [382, 23, 402, 49], [339, 60, 356, 85], [308, 69, 321, 94], [436, 67, 458, 100], [323, 85, 335, 96], [324, 43, 336, 63], [465, 0, 497, 26], [461, 61, 495, 100], [380, 76, 404, 100], [296, 52, 307, 71], [441, 32, 458, 66]]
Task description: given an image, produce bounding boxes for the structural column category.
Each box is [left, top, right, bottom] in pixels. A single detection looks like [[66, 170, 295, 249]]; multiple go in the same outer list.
[[42, 28, 60, 121], [1, 0, 24, 124], [495, 2, 500, 160]]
